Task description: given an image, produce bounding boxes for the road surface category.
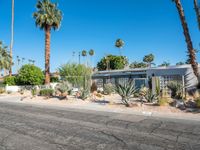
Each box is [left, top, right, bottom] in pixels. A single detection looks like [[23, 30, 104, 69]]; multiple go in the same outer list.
[[0, 101, 199, 150]]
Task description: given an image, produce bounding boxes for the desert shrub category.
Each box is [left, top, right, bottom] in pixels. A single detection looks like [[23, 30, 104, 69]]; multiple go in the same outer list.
[[0, 88, 5, 94], [31, 87, 37, 97], [145, 90, 157, 103], [103, 83, 114, 95], [50, 76, 59, 83], [3, 76, 16, 86], [40, 89, 54, 97], [167, 81, 182, 99], [115, 81, 137, 107], [55, 82, 70, 98], [17, 64, 44, 85], [80, 88, 90, 100], [158, 97, 169, 106]]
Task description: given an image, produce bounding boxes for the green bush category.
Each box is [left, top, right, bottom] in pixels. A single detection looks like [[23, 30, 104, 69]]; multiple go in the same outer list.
[[167, 81, 182, 99], [17, 64, 44, 85], [40, 89, 54, 97], [158, 98, 169, 106], [55, 82, 70, 96], [50, 76, 59, 83], [3, 76, 16, 86], [103, 83, 114, 95]]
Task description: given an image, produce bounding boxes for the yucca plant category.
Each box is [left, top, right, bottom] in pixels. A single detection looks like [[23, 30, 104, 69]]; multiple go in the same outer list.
[[167, 81, 182, 99], [115, 81, 137, 107], [145, 90, 157, 103]]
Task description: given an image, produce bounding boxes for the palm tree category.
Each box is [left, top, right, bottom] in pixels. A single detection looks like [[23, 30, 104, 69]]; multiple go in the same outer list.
[[194, 0, 200, 30], [89, 49, 95, 67], [82, 50, 87, 65], [33, 0, 62, 84], [9, 0, 15, 76], [16, 56, 20, 72], [173, 0, 199, 82], [0, 42, 12, 76], [143, 54, 155, 68], [22, 57, 25, 64], [159, 61, 170, 67], [115, 39, 124, 56]]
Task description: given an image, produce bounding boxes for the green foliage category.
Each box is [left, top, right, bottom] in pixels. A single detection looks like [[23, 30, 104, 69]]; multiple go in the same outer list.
[[80, 88, 90, 100], [115, 81, 137, 107], [97, 55, 128, 71], [176, 62, 185, 66], [159, 61, 170, 67], [33, 0, 62, 30], [103, 83, 114, 95], [129, 61, 147, 69], [31, 87, 37, 97], [58, 63, 92, 88], [167, 81, 182, 99], [3, 76, 16, 86], [82, 50, 87, 56], [115, 39, 124, 48], [89, 49, 95, 56], [0, 41, 12, 71], [158, 97, 169, 106], [17, 64, 44, 85], [40, 89, 54, 97], [145, 90, 157, 103], [50, 76, 59, 83], [143, 54, 154, 66], [55, 82, 70, 94]]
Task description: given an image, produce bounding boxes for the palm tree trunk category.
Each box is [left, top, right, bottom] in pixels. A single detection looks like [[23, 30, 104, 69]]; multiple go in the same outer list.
[[45, 26, 51, 85], [194, 0, 200, 30], [9, 0, 14, 76], [174, 0, 199, 82]]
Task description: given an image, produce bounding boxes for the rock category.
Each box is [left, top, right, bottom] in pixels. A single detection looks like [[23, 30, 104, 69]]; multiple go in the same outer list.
[[185, 100, 197, 108], [173, 99, 186, 110]]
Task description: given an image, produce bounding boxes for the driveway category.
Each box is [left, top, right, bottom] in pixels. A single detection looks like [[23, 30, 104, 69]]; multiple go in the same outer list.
[[0, 101, 199, 150]]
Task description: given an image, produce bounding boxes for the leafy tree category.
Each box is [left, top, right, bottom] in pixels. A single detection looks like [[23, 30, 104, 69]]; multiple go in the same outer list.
[[3, 76, 16, 86], [172, 0, 199, 82], [97, 55, 128, 71], [129, 61, 147, 69], [58, 63, 92, 88], [17, 64, 44, 85], [33, 0, 62, 85], [115, 39, 125, 55], [143, 54, 154, 67]]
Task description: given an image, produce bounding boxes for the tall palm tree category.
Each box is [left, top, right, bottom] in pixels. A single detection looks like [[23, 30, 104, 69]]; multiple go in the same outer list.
[[115, 39, 124, 56], [33, 0, 62, 84], [173, 0, 199, 82], [9, 0, 15, 76], [82, 50, 87, 66], [194, 0, 200, 30], [89, 49, 95, 67]]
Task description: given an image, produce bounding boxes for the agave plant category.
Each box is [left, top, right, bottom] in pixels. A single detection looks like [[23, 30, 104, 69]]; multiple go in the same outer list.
[[115, 81, 137, 107], [145, 90, 157, 103]]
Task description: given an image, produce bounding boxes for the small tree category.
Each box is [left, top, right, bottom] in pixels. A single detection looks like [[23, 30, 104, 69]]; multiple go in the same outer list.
[[17, 64, 44, 85], [129, 61, 147, 69]]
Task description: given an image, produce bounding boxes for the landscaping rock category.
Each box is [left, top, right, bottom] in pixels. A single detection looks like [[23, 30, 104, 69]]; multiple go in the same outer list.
[[173, 99, 186, 110], [185, 100, 197, 108]]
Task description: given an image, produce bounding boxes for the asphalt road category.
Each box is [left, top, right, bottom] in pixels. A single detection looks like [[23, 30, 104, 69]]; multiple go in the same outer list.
[[0, 102, 200, 150]]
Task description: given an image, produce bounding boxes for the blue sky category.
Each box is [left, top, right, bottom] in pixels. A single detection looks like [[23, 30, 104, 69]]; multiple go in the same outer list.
[[0, 0, 199, 73]]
